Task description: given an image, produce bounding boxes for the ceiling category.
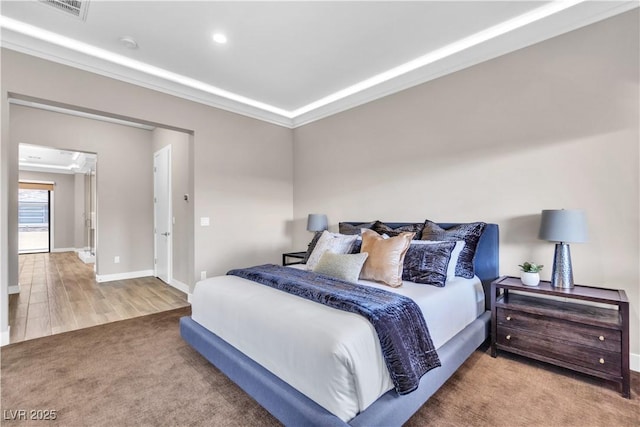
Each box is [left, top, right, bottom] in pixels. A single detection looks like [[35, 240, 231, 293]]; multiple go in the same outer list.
[[1, 1, 637, 127], [19, 144, 97, 175]]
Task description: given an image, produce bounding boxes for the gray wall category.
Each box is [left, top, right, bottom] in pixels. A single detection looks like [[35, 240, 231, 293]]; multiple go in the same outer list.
[[11, 106, 155, 276], [293, 12, 639, 356], [19, 170, 75, 250], [1, 46, 294, 339], [152, 128, 191, 287]]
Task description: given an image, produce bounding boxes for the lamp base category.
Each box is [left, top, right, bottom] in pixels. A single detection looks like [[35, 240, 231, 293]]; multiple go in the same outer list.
[[551, 242, 574, 289]]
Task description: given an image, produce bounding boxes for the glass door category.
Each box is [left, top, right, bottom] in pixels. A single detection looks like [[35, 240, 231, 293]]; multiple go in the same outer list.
[[18, 188, 50, 254]]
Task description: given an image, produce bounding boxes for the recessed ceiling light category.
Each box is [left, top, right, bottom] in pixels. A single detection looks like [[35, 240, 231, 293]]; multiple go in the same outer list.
[[212, 33, 227, 44], [1, 17, 288, 116], [119, 36, 138, 50]]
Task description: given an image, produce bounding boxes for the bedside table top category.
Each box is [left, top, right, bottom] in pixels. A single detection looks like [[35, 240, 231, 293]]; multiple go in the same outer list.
[[492, 276, 628, 305], [283, 251, 306, 258]]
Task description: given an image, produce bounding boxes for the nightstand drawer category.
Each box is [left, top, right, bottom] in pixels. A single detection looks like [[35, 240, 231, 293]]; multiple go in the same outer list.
[[497, 327, 621, 376], [497, 308, 621, 352]]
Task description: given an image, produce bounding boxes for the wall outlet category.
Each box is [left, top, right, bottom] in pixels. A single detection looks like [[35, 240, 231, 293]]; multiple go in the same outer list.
[[200, 271, 207, 280], [114, 256, 120, 264], [200, 217, 210, 226]]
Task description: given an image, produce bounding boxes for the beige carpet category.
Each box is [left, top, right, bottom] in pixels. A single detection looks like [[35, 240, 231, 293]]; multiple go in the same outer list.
[[1, 307, 638, 426]]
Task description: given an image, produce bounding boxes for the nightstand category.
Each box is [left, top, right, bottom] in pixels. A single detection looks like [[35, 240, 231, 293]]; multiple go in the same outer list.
[[282, 251, 306, 266], [490, 276, 630, 398]]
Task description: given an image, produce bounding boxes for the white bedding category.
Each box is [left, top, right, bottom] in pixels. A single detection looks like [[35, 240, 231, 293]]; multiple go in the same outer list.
[[191, 268, 484, 422]]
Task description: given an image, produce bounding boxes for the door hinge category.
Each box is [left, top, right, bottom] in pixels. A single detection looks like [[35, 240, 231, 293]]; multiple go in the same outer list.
[[154, 258, 157, 265], [154, 167, 157, 172], [154, 197, 157, 203]]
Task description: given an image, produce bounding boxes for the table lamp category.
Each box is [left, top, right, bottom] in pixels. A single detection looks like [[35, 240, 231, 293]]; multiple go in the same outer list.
[[306, 214, 328, 232], [538, 209, 587, 289]]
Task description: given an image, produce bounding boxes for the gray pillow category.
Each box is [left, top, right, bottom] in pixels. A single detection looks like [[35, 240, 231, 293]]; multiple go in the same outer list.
[[338, 221, 375, 235], [372, 221, 424, 239], [313, 252, 369, 283]]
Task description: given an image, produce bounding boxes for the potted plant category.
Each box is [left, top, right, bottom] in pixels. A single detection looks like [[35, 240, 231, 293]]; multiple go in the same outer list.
[[519, 262, 543, 286]]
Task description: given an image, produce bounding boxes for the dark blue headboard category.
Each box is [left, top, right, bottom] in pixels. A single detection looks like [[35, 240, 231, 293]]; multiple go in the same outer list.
[[344, 222, 499, 308]]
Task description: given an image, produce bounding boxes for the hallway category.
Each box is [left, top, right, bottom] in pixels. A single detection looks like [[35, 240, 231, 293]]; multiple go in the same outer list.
[[9, 252, 189, 343]]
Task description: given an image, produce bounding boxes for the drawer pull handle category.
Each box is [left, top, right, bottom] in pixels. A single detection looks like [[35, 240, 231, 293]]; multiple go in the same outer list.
[[506, 335, 511, 340], [599, 358, 605, 364], [598, 335, 605, 341], [506, 316, 511, 321]]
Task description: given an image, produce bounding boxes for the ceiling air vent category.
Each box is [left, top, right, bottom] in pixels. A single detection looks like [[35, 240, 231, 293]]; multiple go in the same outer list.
[[39, 0, 90, 21]]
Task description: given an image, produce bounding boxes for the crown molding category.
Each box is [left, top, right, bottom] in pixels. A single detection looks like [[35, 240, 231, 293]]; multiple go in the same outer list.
[[291, 1, 639, 127], [1, 1, 637, 129], [0, 30, 296, 128]]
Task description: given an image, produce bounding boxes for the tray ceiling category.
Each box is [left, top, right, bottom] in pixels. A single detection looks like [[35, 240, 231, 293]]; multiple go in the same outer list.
[[1, 1, 637, 127]]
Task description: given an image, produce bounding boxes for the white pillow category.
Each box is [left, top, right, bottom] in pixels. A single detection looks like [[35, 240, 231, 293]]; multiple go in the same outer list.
[[306, 231, 358, 270], [411, 240, 466, 277]]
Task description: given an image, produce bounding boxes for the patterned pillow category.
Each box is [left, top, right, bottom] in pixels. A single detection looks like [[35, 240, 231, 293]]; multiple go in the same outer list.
[[402, 241, 457, 287], [338, 221, 375, 235], [360, 229, 415, 287], [371, 221, 424, 239], [409, 240, 465, 278], [303, 231, 323, 263], [306, 231, 358, 270], [313, 252, 369, 283], [420, 221, 486, 279]]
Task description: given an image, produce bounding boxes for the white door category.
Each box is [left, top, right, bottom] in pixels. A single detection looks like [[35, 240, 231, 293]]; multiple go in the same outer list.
[[154, 146, 172, 284]]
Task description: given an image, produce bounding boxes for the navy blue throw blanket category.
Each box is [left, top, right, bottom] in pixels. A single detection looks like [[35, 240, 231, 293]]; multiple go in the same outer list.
[[227, 264, 441, 395]]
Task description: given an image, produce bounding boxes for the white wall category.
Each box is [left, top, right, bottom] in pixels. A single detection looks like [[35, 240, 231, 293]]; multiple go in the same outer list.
[[18, 170, 75, 250], [293, 12, 639, 356]]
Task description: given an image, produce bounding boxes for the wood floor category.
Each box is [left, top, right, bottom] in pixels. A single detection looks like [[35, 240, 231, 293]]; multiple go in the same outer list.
[[9, 252, 189, 344]]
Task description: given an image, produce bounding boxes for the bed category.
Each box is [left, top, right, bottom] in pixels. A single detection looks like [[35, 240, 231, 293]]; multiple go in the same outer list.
[[180, 222, 499, 426]]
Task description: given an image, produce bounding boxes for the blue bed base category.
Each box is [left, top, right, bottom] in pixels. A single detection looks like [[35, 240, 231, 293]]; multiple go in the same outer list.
[[180, 223, 499, 426]]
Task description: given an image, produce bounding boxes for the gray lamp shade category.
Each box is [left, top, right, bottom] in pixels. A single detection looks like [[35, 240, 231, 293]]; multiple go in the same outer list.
[[306, 214, 328, 232], [538, 209, 588, 243]]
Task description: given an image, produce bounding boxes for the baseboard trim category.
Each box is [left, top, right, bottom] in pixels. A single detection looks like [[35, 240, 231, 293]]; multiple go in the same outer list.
[[187, 293, 193, 303], [95, 270, 154, 283], [1, 327, 10, 346], [631, 352, 639, 372], [77, 250, 95, 264], [8, 283, 20, 294], [170, 279, 190, 294], [51, 247, 76, 253]]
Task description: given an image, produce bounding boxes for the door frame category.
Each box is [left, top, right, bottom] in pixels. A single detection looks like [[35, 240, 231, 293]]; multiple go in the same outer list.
[[153, 145, 172, 284]]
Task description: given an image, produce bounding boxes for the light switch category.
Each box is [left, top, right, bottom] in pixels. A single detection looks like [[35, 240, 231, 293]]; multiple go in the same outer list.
[[200, 217, 210, 226]]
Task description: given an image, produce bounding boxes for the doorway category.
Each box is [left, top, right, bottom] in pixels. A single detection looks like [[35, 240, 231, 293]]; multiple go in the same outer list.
[[18, 186, 51, 254], [18, 144, 97, 258]]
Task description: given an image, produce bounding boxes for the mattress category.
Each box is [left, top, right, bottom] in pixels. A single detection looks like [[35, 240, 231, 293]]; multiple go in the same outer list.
[[191, 268, 484, 422]]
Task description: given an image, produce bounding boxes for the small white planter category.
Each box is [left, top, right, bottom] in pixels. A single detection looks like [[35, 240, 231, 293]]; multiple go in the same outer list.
[[521, 272, 540, 286]]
